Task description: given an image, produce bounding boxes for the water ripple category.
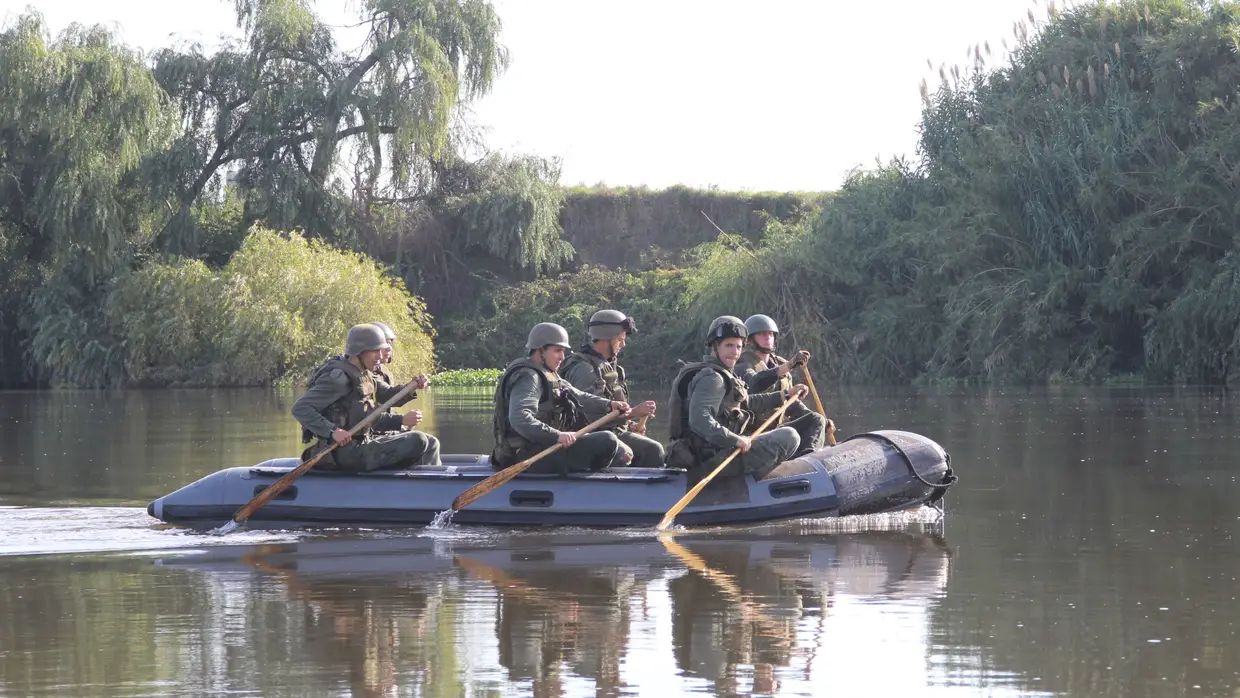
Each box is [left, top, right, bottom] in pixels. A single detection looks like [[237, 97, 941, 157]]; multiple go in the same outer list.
[[0, 506, 308, 557]]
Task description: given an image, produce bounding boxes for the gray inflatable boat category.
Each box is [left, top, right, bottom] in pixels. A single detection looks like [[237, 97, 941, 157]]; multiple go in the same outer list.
[[146, 430, 956, 529]]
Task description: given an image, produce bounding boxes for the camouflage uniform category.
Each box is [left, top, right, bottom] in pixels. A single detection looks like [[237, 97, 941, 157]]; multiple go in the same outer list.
[[733, 348, 825, 456], [492, 357, 620, 474], [561, 344, 666, 469], [293, 356, 440, 471], [665, 354, 800, 479]]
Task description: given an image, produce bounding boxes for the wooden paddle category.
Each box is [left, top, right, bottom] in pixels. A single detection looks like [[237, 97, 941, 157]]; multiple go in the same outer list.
[[211, 379, 418, 535], [657, 392, 800, 531], [799, 366, 837, 445], [449, 409, 622, 512]]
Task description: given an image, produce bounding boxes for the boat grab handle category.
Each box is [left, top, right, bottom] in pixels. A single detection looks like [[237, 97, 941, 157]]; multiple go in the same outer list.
[[253, 484, 297, 501], [509, 490, 554, 508], [768, 480, 811, 498]]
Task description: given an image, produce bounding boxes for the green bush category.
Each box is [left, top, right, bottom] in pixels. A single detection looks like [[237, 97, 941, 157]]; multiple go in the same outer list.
[[107, 226, 434, 386], [431, 368, 503, 387], [436, 265, 693, 382]]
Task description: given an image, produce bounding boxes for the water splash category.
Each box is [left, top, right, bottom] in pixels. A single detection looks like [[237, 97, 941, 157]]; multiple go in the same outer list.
[[428, 508, 456, 529], [209, 519, 241, 536]]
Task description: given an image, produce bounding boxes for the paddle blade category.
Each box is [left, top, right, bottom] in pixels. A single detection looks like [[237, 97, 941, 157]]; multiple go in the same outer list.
[[656, 512, 679, 531], [209, 519, 242, 536], [657, 457, 732, 531]]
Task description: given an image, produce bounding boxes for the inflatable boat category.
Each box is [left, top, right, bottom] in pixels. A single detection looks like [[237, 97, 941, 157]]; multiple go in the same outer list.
[[146, 430, 956, 529]]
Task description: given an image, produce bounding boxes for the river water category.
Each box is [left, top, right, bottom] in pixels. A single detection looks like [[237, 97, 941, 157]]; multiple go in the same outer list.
[[1, 385, 1238, 697]]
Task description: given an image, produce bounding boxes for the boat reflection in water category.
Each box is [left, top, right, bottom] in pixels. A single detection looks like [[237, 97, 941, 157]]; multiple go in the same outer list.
[[153, 522, 952, 697]]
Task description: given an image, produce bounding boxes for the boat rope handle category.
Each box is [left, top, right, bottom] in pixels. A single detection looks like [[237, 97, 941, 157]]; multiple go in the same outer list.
[[841, 432, 957, 501]]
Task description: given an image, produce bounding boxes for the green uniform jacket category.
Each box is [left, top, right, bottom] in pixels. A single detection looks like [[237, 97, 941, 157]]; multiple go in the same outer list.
[[667, 355, 788, 455], [493, 357, 614, 451], [734, 348, 792, 394], [292, 357, 415, 441], [561, 344, 631, 427]]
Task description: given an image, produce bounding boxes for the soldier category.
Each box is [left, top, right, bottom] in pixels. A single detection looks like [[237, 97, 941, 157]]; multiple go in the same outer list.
[[492, 322, 632, 474], [734, 314, 833, 454], [367, 320, 432, 427], [665, 316, 820, 477], [560, 309, 666, 469], [292, 323, 440, 471], [368, 321, 398, 385]]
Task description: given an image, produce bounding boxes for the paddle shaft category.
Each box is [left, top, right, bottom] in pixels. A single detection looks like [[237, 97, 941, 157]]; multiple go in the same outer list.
[[657, 392, 800, 531], [450, 409, 622, 512], [700, 210, 759, 260], [224, 378, 418, 527], [800, 366, 837, 445]]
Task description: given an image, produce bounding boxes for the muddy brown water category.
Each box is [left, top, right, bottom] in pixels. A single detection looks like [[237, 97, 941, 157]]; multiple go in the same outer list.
[[1, 385, 1237, 697]]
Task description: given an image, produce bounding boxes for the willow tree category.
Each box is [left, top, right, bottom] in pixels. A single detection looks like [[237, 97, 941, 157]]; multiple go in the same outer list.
[[0, 12, 177, 386], [150, 0, 509, 252], [0, 13, 175, 279], [362, 152, 573, 314]]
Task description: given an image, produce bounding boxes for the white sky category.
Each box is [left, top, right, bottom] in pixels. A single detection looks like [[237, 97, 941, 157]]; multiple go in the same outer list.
[[1, 0, 1047, 192]]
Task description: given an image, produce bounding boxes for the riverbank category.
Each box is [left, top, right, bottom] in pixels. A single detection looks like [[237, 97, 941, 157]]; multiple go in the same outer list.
[[439, 0, 1240, 387]]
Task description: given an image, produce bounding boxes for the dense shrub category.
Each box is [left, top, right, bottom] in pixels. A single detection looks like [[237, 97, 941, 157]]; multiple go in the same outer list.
[[107, 227, 434, 386]]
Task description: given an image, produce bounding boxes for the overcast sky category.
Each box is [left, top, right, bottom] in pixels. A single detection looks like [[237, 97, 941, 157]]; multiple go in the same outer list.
[[2, 0, 1046, 191]]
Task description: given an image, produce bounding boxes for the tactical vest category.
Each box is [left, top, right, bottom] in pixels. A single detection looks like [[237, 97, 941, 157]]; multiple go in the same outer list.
[[300, 357, 378, 444], [666, 357, 751, 468], [738, 348, 793, 394], [560, 345, 628, 401], [491, 357, 583, 465]]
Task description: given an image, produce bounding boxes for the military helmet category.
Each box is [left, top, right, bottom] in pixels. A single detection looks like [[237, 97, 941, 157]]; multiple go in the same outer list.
[[705, 315, 748, 345], [526, 322, 572, 351], [345, 323, 391, 356], [587, 309, 638, 341], [369, 321, 396, 342], [744, 314, 780, 336]]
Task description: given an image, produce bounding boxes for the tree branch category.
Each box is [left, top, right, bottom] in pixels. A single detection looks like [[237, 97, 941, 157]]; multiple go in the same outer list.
[[278, 47, 334, 83], [290, 144, 313, 180], [363, 193, 430, 205], [231, 124, 397, 161], [306, 36, 399, 184]]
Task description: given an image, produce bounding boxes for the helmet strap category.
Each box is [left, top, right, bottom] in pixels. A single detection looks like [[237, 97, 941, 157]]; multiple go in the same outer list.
[[534, 347, 556, 372], [593, 338, 617, 360], [751, 331, 777, 352]]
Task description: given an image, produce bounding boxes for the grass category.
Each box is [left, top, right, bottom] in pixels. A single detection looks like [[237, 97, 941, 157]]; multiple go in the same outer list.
[[432, 368, 503, 387]]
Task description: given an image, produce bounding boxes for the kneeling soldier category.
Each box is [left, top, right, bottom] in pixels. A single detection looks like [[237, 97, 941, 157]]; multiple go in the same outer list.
[[560, 309, 666, 469], [492, 322, 632, 473], [293, 323, 441, 471], [733, 313, 831, 456], [665, 316, 815, 479]]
